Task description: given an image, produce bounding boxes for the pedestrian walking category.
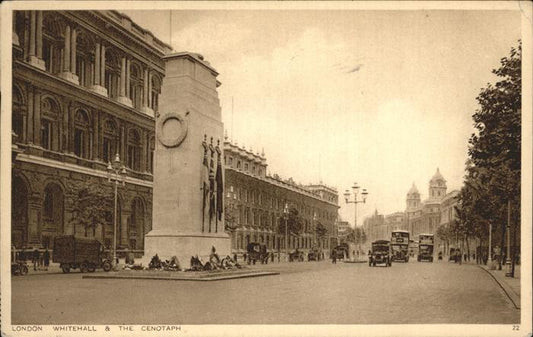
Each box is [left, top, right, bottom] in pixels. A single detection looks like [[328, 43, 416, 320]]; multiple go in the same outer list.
[[32, 248, 40, 271], [332, 250, 337, 264], [43, 249, 50, 271]]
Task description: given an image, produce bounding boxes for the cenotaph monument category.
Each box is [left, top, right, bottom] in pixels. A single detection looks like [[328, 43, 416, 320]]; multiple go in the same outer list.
[[143, 52, 230, 266]]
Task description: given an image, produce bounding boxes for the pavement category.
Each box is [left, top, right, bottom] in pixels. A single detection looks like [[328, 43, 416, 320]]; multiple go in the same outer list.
[[11, 259, 519, 324], [478, 263, 521, 309]]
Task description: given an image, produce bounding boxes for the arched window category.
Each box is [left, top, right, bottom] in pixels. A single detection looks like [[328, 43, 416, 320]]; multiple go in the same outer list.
[[75, 31, 95, 88], [102, 119, 118, 163], [104, 49, 120, 98], [74, 109, 90, 158], [150, 74, 161, 111], [42, 13, 64, 74], [129, 63, 143, 109], [127, 129, 141, 171], [40, 97, 60, 151]]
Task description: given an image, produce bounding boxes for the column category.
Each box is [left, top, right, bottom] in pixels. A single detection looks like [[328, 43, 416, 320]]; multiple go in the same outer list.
[[63, 25, 70, 72], [100, 44, 106, 86], [29, 11, 36, 57], [120, 57, 126, 97], [27, 87, 34, 144], [89, 42, 107, 96], [70, 28, 77, 74], [117, 56, 132, 107], [33, 89, 41, 146], [94, 42, 100, 85], [36, 11, 43, 59]]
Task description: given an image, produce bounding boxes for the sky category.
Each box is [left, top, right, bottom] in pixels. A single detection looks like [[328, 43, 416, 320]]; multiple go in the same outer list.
[[122, 8, 521, 227]]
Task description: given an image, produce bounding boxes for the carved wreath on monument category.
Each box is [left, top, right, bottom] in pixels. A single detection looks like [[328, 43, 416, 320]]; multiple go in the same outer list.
[[157, 112, 189, 148]]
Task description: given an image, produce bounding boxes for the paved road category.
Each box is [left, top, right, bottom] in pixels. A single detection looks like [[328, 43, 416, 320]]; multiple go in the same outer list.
[[11, 260, 519, 324]]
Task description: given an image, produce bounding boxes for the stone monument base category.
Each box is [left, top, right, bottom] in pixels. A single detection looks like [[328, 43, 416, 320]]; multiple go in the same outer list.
[[141, 230, 231, 269]]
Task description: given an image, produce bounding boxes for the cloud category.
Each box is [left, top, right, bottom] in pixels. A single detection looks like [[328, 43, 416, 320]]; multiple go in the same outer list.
[[346, 64, 363, 73]]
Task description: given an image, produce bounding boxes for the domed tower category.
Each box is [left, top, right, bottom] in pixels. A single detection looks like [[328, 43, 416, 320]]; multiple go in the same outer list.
[[406, 183, 421, 210], [429, 168, 447, 200]]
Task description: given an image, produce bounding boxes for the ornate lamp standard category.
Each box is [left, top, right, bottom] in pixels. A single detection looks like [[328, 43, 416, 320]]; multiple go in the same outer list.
[[107, 153, 127, 270], [344, 182, 368, 261]]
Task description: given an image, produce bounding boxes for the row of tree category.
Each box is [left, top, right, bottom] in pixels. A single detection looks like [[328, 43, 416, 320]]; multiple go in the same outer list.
[[439, 41, 521, 273]]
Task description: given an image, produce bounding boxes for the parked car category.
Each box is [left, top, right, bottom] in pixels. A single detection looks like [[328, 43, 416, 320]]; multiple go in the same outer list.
[[53, 235, 112, 273], [246, 242, 269, 264]]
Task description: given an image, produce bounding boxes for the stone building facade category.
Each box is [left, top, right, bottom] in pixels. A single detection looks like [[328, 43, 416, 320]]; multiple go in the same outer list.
[[363, 169, 459, 249], [223, 139, 340, 257], [11, 10, 171, 251]]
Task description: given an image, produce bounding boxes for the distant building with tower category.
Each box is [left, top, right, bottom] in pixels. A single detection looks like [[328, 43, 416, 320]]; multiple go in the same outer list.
[[363, 168, 459, 252]]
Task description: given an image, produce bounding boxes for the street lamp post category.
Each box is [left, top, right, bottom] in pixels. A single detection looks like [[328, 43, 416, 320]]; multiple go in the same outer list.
[[488, 222, 492, 263], [344, 182, 368, 261], [505, 200, 512, 277], [284, 203, 289, 261], [107, 153, 127, 271]]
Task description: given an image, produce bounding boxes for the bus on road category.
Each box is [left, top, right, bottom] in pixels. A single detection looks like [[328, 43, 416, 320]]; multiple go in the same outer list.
[[418, 234, 434, 262], [391, 230, 410, 262]]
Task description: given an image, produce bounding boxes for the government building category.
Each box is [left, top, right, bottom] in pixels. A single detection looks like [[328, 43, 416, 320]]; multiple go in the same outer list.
[[223, 138, 340, 257], [11, 10, 341, 257], [11, 10, 170, 251]]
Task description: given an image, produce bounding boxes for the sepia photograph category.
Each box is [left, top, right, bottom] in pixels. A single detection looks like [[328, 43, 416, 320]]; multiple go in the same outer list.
[[1, 1, 531, 336]]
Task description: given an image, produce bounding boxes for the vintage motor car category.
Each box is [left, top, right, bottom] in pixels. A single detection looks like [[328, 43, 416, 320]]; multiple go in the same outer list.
[[369, 240, 392, 267], [53, 235, 112, 273], [246, 242, 269, 264]]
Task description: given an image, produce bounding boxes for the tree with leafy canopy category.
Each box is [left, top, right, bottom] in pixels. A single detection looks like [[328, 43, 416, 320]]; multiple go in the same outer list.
[[69, 182, 113, 239], [458, 41, 521, 272], [315, 221, 328, 238], [224, 205, 238, 232], [278, 207, 303, 236]]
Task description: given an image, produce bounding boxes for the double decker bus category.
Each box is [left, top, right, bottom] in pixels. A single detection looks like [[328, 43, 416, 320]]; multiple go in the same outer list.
[[418, 234, 434, 262], [391, 230, 410, 262]]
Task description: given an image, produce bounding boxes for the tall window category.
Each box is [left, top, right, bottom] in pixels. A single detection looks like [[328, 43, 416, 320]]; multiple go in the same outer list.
[[75, 31, 94, 88], [102, 119, 117, 163], [42, 14, 63, 74], [73, 110, 90, 158], [129, 63, 143, 109], [150, 75, 161, 111], [105, 49, 120, 99], [127, 129, 141, 171], [40, 97, 60, 151]]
